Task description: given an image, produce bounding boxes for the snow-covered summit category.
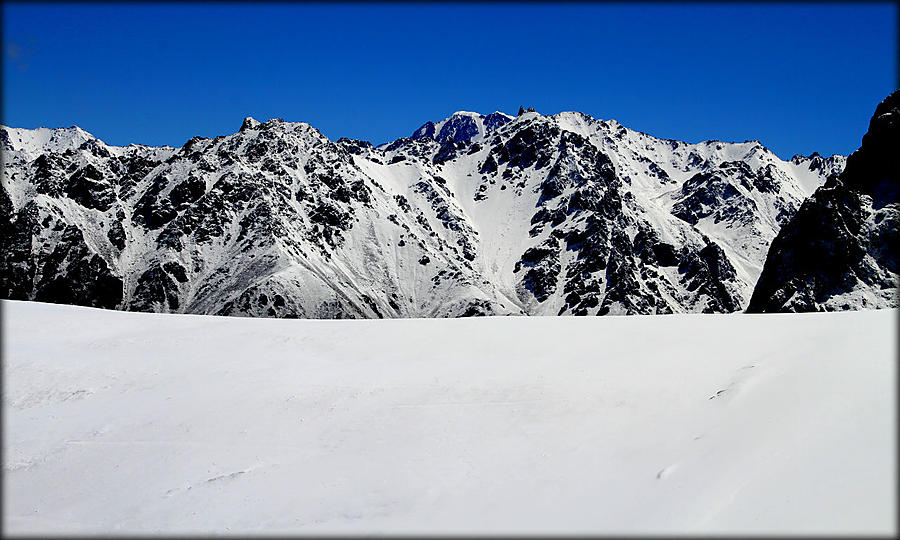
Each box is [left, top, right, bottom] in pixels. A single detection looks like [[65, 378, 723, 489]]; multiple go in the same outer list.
[[411, 110, 514, 143], [1, 125, 94, 160], [240, 116, 261, 131]]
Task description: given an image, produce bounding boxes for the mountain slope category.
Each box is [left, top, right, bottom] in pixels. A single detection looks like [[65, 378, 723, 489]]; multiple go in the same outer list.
[[2, 109, 844, 317], [748, 90, 899, 312]]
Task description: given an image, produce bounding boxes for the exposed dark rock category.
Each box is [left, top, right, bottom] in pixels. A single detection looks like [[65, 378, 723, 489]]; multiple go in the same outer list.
[[78, 139, 110, 158], [673, 171, 753, 226], [677, 241, 742, 313], [520, 237, 561, 302], [107, 220, 126, 250], [163, 261, 189, 283], [459, 299, 495, 317], [129, 264, 181, 311], [433, 138, 460, 165], [480, 154, 498, 174], [493, 123, 559, 171], [749, 90, 899, 312], [64, 164, 116, 211], [336, 138, 373, 155], [411, 121, 437, 140], [483, 112, 511, 132]]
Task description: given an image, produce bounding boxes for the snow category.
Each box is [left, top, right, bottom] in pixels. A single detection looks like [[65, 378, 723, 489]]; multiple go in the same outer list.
[[3, 299, 895, 535], [2, 126, 93, 159]]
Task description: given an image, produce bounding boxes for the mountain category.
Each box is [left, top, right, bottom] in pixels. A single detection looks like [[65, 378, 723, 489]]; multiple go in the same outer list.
[[748, 91, 899, 312], [409, 111, 514, 144], [1, 108, 847, 318]]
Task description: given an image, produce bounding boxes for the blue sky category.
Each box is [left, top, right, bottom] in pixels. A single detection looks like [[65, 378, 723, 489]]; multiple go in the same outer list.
[[2, 3, 896, 158]]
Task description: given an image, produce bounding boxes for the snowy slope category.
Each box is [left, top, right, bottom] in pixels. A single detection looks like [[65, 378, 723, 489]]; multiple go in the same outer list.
[[2, 109, 848, 317], [2, 126, 94, 160], [356, 110, 845, 314], [2, 299, 896, 535]]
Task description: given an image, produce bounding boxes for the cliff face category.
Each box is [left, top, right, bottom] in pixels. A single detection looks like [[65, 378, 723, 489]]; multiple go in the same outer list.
[[748, 91, 899, 312]]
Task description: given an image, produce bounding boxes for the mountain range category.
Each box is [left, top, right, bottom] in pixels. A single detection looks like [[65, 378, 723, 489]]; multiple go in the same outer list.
[[2, 94, 896, 318]]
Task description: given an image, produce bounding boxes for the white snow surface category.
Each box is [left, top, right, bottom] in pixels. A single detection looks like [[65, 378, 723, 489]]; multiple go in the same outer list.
[[2, 126, 93, 159], [3, 299, 896, 535]]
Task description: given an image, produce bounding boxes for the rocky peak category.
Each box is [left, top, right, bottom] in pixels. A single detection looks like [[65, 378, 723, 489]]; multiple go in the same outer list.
[[240, 117, 261, 132], [747, 90, 899, 312], [484, 111, 513, 131], [840, 90, 900, 197], [410, 110, 513, 144]]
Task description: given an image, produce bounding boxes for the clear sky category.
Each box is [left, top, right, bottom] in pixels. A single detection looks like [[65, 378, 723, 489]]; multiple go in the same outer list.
[[2, 3, 896, 158]]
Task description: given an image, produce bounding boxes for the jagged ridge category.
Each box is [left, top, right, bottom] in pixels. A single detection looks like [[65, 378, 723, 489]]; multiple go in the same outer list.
[[2, 107, 849, 318]]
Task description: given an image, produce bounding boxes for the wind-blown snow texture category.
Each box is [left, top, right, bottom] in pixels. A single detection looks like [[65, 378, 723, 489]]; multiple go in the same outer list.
[[1, 108, 853, 317], [2, 300, 896, 534]]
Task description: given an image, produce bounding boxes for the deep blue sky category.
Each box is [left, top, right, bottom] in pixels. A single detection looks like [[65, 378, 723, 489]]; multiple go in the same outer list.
[[2, 3, 896, 158]]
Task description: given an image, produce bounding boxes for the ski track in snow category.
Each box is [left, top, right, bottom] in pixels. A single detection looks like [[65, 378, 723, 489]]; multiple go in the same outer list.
[[2, 300, 896, 535]]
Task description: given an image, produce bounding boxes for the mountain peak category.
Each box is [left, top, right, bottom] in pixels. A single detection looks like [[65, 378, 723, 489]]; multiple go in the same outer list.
[[1, 124, 95, 156], [448, 110, 482, 117], [240, 117, 261, 131], [410, 110, 513, 144]]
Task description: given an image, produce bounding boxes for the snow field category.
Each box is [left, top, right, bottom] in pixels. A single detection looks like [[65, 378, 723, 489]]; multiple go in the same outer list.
[[2, 300, 896, 534]]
